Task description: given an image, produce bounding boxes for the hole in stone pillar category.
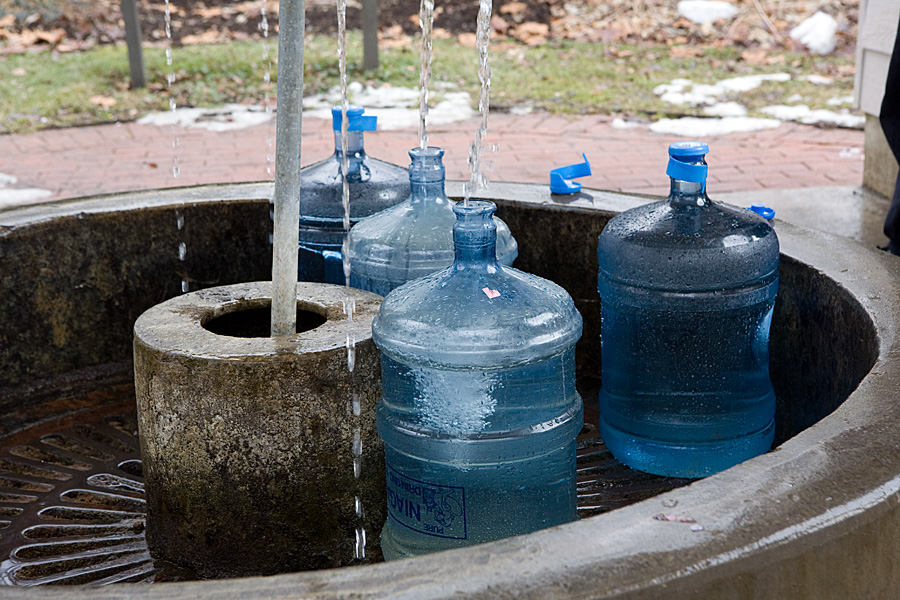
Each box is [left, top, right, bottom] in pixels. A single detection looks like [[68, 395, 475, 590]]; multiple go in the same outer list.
[[203, 307, 327, 338]]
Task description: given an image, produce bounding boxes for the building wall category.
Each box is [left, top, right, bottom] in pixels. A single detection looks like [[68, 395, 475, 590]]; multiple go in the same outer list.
[[856, 0, 900, 195]]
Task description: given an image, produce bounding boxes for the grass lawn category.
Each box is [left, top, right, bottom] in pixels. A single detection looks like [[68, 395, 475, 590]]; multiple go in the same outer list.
[[0, 32, 857, 134]]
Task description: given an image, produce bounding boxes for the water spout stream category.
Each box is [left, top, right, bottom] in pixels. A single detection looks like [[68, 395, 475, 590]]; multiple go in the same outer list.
[[463, 0, 496, 206], [418, 0, 435, 150]]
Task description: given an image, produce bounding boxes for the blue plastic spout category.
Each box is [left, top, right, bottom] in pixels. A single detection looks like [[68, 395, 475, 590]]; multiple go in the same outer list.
[[550, 154, 591, 194]]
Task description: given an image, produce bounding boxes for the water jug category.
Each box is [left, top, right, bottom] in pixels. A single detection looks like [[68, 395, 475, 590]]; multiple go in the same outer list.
[[373, 200, 582, 559], [596, 141, 779, 478], [293, 105, 407, 284], [346, 146, 517, 296]]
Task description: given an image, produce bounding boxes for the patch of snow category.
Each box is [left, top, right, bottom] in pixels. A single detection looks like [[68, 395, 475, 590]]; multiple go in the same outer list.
[[790, 12, 838, 55], [137, 104, 273, 131], [761, 104, 865, 128], [800, 74, 834, 85], [677, 0, 738, 24], [655, 74, 792, 107], [839, 147, 864, 159], [715, 73, 791, 92], [303, 83, 475, 130], [827, 95, 854, 106], [786, 94, 805, 103], [704, 102, 747, 117], [0, 171, 52, 209], [650, 117, 781, 136], [510, 102, 534, 115], [660, 90, 717, 106]]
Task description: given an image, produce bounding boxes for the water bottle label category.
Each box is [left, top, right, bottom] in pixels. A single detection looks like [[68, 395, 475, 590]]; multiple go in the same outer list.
[[386, 463, 467, 540]]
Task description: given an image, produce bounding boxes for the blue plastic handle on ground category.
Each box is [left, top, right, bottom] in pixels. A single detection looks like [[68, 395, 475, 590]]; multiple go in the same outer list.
[[749, 204, 776, 220], [550, 154, 591, 194]]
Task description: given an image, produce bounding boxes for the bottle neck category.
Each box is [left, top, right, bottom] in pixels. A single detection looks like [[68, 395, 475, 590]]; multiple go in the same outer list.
[[333, 130, 365, 158], [452, 200, 500, 268], [668, 178, 706, 207], [408, 146, 448, 212], [409, 180, 448, 207]]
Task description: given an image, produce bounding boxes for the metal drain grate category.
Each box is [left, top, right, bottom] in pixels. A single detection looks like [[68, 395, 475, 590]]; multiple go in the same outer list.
[[0, 374, 689, 586]]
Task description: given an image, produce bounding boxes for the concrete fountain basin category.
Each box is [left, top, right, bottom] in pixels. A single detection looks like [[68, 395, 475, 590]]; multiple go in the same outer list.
[[0, 181, 897, 599]]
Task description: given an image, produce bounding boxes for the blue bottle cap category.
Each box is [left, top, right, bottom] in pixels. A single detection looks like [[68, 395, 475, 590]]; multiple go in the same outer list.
[[549, 154, 591, 194], [666, 141, 708, 183], [331, 105, 377, 131], [668, 141, 709, 157], [749, 203, 776, 220]]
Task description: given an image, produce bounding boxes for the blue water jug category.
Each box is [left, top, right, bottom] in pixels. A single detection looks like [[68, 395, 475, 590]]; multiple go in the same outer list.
[[373, 200, 582, 559], [596, 141, 779, 478], [293, 105, 407, 284], [346, 146, 517, 296]]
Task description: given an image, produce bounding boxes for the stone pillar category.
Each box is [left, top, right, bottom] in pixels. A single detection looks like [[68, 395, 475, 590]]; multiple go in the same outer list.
[[133, 282, 384, 578]]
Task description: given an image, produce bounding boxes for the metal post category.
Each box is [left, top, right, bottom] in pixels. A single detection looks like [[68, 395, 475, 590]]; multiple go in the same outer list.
[[362, 0, 379, 71], [121, 0, 146, 88], [270, 0, 306, 337]]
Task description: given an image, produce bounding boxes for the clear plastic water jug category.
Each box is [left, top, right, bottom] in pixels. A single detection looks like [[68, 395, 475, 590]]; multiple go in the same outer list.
[[596, 141, 779, 478], [293, 105, 407, 284], [373, 200, 582, 559], [346, 146, 517, 296]]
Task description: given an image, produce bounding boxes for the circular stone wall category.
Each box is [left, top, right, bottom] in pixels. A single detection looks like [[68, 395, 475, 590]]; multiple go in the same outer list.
[[0, 182, 897, 599]]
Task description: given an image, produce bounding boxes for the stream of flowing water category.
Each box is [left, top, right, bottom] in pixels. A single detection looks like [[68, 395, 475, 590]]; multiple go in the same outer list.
[[165, 1, 188, 294], [164, 0, 180, 180], [418, 0, 435, 149], [463, 0, 497, 207], [260, 3, 274, 178], [336, 0, 365, 561]]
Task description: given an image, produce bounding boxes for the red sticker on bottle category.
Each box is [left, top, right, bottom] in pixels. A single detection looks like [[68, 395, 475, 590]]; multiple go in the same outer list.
[[482, 287, 500, 299]]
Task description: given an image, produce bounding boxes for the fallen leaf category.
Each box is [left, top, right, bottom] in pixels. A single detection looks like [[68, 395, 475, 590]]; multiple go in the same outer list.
[[0, 14, 15, 28], [491, 15, 509, 34], [89, 95, 117, 108], [457, 32, 477, 47], [511, 21, 549, 45], [34, 28, 65, 44], [433, 28, 452, 39], [16, 30, 40, 46], [741, 49, 767, 64], [409, 14, 420, 27], [182, 30, 223, 45], [500, 2, 527, 15], [195, 6, 224, 18], [669, 45, 704, 58], [381, 37, 412, 49], [11, 67, 26, 76], [380, 24, 404, 39]]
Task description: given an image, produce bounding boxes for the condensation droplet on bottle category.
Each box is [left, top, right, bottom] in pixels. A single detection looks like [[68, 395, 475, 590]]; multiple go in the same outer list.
[[181, 279, 189, 293], [178, 242, 187, 261]]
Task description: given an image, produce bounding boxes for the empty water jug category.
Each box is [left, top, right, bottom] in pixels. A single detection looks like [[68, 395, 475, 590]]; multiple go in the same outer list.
[[373, 200, 582, 559], [293, 105, 407, 284], [596, 141, 779, 478], [346, 146, 517, 296]]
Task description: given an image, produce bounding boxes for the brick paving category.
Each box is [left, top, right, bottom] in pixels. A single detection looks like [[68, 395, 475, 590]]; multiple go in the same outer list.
[[0, 112, 864, 206]]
